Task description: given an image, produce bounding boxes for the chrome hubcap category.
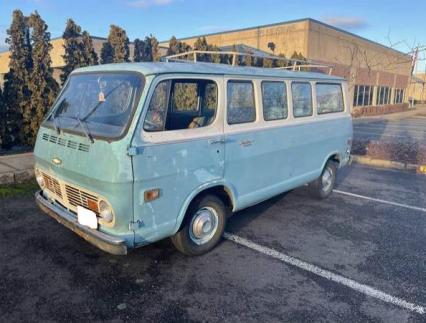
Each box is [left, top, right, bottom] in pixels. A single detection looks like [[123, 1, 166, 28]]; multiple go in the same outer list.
[[189, 207, 219, 245], [321, 167, 333, 192]]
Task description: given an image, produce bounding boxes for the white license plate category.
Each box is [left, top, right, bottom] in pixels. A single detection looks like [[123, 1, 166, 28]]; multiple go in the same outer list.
[[77, 206, 98, 229]]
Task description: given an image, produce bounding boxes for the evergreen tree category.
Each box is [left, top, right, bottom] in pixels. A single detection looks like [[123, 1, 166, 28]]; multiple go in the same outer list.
[[61, 20, 98, 83], [101, 25, 130, 64], [275, 53, 288, 68], [100, 41, 114, 64], [142, 37, 152, 62], [26, 11, 59, 145], [242, 54, 253, 66], [210, 44, 221, 64], [263, 58, 274, 68], [291, 51, 306, 62], [2, 10, 33, 148], [291, 51, 307, 70], [193, 37, 222, 63], [149, 35, 160, 62], [194, 37, 209, 62], [253, 56, 264, 67], [60, 19, 85, 85], [167, 36, 191, 56], [143, 35, 160, 62], [133, 38, 145, 62], [167, 36, 179, 56], [81, 31, 98, 66], [225, 44, 238, 65]]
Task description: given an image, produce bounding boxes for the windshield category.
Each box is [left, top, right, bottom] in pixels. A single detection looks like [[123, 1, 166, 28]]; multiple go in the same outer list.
[[46, 72, 143, 140]]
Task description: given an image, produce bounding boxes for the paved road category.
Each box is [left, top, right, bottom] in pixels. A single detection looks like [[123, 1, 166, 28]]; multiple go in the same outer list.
[[353, 110, 426, 144], [1, 164, 426, 322]]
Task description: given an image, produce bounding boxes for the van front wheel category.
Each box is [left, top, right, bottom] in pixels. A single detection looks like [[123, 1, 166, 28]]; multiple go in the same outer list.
[[308, 161, 337, 199], [171, 195, 226, 256]]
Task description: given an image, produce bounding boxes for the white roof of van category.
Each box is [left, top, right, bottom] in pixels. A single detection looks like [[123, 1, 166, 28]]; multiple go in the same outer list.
[[73, 62, 345, 81]]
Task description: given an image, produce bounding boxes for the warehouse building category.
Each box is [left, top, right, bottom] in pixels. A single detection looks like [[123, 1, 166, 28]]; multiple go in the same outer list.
[[0, 18, 413, 114], [159, 18, 413, 115]]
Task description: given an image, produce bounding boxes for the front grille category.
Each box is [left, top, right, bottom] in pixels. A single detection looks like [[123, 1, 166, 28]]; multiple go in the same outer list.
[[42, 173, 62, 198], [65, 185, 99, 212], [41, 172, 99, 213]]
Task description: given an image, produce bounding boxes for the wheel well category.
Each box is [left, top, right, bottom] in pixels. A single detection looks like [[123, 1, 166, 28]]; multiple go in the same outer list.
[[329, 154, 341, 167], [193, 186, 233, 212], [179, 186, 234, 230]]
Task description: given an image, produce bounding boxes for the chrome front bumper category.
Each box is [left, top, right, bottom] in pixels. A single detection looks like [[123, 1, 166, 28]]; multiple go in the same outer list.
[[35, 190, 128, 255]]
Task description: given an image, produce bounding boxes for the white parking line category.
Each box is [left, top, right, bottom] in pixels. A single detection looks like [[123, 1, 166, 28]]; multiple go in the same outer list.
[[224, 233, 425, 315], [333, 190, 426, 213]]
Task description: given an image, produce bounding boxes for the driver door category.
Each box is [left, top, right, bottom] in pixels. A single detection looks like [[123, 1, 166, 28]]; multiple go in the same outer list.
[[131, 75, 225, 244]]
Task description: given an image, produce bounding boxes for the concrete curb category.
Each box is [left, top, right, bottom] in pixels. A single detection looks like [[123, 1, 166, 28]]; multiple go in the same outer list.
[[352, 155, 426, 174], [0, 152, 34, 160], [0, 152, 35, 185], [0, 169, 35, 185]]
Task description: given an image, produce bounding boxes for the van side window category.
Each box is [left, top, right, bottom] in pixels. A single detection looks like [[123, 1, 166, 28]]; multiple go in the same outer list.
[[262, 81, 288, 121], [292, 82, 313, 117], [316, 83, 344, 114], [144, 79, 218, 132], [144, 81, 169, 132], [227, 81, 256, 124]]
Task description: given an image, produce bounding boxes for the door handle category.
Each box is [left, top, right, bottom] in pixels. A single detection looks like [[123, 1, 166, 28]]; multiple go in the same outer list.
[[208, 138, 226, 145]]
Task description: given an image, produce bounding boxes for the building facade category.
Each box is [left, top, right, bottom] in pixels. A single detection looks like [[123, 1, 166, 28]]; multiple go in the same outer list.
[[407, 73, 426, 103], [160, 18, 413, 114]]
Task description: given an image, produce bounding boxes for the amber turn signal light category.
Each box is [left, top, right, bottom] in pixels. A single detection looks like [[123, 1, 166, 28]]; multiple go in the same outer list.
[[144, 189, 160, 202], [87, 199, 99, 213]]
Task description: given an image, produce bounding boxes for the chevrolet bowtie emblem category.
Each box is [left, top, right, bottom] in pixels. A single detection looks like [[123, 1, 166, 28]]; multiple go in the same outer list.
[[52, 158, 62, 165]]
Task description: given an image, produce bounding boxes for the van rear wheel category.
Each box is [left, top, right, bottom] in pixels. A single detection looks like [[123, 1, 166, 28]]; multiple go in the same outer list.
[[171, 195, 226, 256], [308, 160, 337, 199]]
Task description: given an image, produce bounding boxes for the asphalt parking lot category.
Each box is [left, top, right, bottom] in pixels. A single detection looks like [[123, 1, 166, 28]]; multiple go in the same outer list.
[[353, 109, 426, 144], [1, 163, 426, 322]]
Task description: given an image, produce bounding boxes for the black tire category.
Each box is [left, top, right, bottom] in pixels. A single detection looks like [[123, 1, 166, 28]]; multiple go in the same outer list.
[[308, 160, 337, 199], [171, 194, 226, 256]]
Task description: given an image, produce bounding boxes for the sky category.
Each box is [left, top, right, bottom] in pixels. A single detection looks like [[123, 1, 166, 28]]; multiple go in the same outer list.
[[0, 0, 425, 72]]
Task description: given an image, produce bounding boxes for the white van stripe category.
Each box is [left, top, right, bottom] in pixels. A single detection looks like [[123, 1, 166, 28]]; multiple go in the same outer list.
[[333, 190, 426, 213], [224, 233, 425, 315]]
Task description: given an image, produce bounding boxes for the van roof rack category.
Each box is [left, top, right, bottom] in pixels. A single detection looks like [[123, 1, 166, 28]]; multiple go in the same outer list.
[[164, 50, 335, 75]]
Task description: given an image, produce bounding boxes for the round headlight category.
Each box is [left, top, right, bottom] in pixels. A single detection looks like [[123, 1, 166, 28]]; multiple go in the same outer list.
[[35, 169, 45, 189], [98, 200, 113, 223]]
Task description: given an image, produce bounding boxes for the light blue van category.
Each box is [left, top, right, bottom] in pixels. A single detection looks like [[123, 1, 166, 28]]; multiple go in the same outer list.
[[34, 62, 353, 256]]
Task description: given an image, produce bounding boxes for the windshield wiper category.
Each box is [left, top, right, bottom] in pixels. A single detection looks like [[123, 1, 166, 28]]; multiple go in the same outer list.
[[70, 81, 126, 141], [79, 81, 126, 122], [76, 117, 94, 143]]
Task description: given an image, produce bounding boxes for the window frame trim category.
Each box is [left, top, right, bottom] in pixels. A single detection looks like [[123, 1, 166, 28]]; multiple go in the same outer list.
[[226, 79, 257, 125], [43, 70, 145, 142], [291, 81, 314, 118], [261, 80, 289, 122], [143, 77, 220, 133], [315, 82, 345, 115]]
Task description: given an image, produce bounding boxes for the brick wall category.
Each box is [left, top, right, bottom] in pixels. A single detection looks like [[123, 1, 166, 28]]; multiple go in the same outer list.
[[352, 103, 409, 117]]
